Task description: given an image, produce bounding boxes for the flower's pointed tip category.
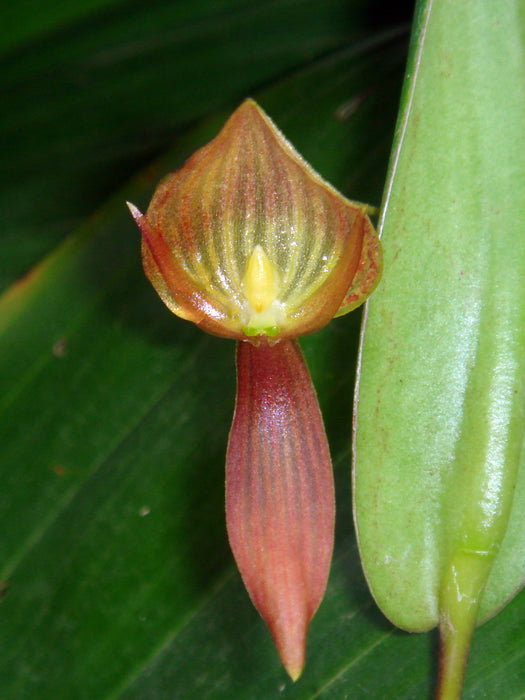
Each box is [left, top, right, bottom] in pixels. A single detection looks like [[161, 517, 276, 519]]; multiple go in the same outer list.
[[279, 640, 305, 682], [126, 201, 143, 223], [272, 618, 307, 683], [285, 659, 304, 683], [240, 96, 260, 112]]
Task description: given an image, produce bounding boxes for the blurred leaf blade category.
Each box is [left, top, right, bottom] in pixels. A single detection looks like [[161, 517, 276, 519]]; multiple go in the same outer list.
[[0, 29, 407, 698], [1, 0, 374, 292], [1, 0, 125, 53]]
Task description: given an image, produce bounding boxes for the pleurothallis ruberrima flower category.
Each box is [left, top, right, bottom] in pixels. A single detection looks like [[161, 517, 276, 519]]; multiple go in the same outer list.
[[128, 98, 382, 681]]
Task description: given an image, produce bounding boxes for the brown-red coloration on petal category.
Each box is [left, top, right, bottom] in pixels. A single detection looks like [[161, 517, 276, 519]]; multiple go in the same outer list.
[[128, 99, 381, 341], [335, 212, 382, 317], [226, 338, 335, 680]]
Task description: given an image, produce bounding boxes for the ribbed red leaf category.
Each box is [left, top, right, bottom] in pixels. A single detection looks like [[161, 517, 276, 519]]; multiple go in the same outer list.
[[226, 338, 334, 680]]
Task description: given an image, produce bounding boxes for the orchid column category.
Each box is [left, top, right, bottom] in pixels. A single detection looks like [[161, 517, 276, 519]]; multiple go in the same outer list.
[[128, 99, 381, 680]]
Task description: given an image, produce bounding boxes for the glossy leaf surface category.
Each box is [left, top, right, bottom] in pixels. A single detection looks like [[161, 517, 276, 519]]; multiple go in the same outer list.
[[0, 23, 408, 698], [354, 0, 525, 642]]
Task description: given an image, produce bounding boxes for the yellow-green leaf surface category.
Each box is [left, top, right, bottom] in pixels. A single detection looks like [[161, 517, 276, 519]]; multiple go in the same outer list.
[[354, 0, 525, 646]]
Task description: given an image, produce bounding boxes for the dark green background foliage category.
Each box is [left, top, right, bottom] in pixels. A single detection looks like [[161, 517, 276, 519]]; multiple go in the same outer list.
[[1, 1, 523, 698]]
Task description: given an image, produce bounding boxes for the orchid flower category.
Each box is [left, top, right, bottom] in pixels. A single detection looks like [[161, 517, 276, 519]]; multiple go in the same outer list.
[[128, 99, 381, 680]]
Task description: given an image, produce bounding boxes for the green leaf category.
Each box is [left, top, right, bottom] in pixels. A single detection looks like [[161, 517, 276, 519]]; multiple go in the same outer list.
[[1, 0, 370, 292], [0, 26, 408, 698], [354, 0, 525, 695]]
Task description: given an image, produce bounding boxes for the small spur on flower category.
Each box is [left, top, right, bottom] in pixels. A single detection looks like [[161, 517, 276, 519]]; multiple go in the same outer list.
[[128, 98, 381, 680]]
